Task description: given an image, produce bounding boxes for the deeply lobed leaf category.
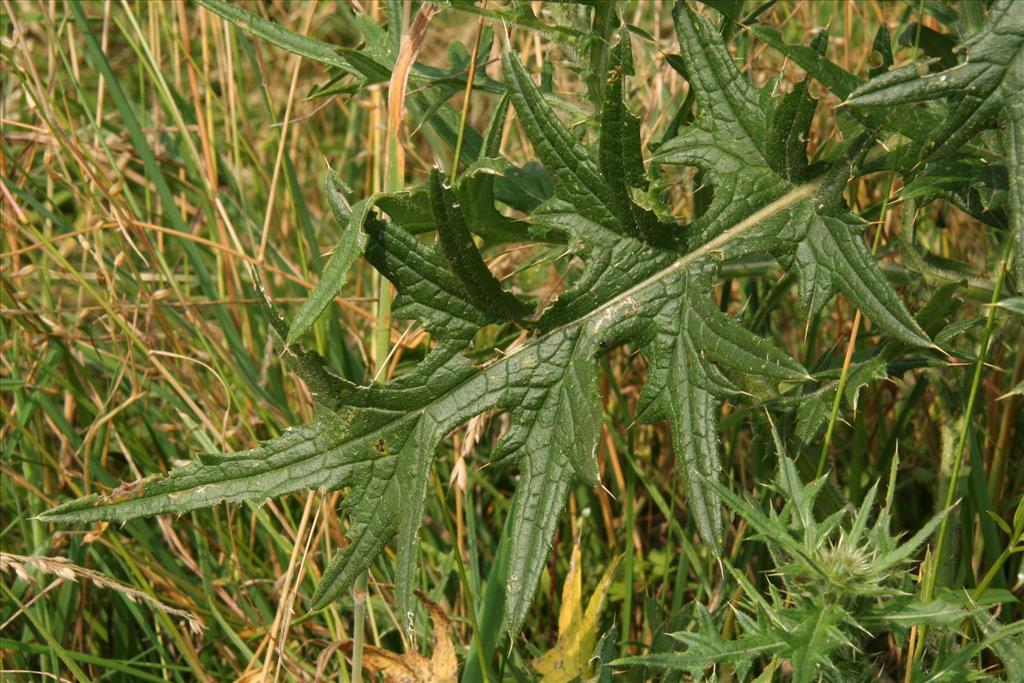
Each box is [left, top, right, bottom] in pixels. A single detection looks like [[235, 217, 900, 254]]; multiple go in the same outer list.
[[41, 1, 934, 636]]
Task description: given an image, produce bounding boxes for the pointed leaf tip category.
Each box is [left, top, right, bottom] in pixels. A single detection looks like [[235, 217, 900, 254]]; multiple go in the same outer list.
[[286, 175, 369, 345]]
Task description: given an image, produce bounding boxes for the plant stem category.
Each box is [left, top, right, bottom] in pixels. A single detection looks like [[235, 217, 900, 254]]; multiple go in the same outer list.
[[928, 255, 1009, 595], [351, 572, 369, 683], [972, 521, 1023, 601], [354, 1, 389, 677], [451, 14, 486, 184], [912, 248, 1011, 666], [431, 472, 492, 683], [359, 5, 438, 679]]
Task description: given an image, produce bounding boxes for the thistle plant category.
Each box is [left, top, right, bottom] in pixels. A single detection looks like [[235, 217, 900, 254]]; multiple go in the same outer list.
[[619, 457, 1024, 681], [5, 0, 1021, 679]]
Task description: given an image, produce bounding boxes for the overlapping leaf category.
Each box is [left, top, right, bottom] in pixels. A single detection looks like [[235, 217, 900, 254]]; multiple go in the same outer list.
[[844, 0, 1023, 283], [40, 1, 931, 636], [844, 0, 1024, 159], [756, 1, 1022, 289], [658, 4, 929, 346]]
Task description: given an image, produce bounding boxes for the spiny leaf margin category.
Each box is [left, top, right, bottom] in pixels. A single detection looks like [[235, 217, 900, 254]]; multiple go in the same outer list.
[[39, 1, 935, 638]]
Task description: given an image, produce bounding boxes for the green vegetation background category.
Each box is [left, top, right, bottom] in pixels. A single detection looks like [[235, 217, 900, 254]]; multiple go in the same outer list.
[[1, 1, 1021, 681]]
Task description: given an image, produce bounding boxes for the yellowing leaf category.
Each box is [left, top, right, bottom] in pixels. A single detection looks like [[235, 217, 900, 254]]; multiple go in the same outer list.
[[533, 538, 621, 683], [343, 591, 457, 683]]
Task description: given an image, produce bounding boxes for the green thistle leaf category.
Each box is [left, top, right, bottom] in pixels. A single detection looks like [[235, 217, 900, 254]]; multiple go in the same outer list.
[[40, 1, 934, 636]]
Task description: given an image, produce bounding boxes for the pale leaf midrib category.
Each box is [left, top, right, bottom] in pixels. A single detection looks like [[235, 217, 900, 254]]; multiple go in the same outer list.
[[41, 178, 824, 522], [514, 177, 824, 347]]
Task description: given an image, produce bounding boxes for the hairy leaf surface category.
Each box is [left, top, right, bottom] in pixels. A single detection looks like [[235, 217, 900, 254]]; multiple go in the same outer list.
[[41, 1, 931, 635]]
